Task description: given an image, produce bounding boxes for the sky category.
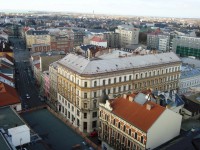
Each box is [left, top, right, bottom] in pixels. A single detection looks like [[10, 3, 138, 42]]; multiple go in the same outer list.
[[1, 0, 200, 18]]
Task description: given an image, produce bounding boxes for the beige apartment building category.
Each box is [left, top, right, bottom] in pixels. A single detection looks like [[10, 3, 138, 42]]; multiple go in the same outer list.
[[25, 30, 50, 49], [57, 50, 181, 133], [115, 25, 140, 48]]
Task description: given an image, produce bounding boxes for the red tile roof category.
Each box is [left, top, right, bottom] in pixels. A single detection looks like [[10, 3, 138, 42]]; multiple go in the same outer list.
[[110, 95, 165, 132], [0, 83, 20, 107], [0, 73, 14, 82], [91, 36, 106, 42]]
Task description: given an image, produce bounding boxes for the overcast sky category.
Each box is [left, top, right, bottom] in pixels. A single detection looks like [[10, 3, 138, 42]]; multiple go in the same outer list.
[[1, 0, 200, 18]]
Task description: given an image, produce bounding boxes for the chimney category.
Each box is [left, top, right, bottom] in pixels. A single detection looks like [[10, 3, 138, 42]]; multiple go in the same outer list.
[[129, 96, 134, 102], [123, 94, 127, 99], [146, 103, 153, 110]]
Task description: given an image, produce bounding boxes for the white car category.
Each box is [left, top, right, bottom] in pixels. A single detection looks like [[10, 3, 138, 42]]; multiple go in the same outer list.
[[26, 94, 30, 99]]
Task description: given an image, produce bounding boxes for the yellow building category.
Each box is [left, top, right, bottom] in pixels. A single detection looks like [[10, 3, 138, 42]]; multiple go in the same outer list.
[[57, 49, 181, 133], [25, 30, 50, 49]]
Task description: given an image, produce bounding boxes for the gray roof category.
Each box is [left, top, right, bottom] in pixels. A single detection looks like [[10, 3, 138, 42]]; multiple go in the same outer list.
[[134, 93, 147, 105], [0, 133, 10, 150], [0, 107, 24, 130], [58, 52, 181, 75], [26, 30, 49, 35]]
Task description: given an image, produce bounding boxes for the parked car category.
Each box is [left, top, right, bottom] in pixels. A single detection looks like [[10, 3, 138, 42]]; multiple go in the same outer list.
[[90, 130, 98, 137]]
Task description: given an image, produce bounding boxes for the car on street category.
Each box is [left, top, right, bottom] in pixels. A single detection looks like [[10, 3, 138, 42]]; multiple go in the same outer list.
[[26, 94, 30, 99]]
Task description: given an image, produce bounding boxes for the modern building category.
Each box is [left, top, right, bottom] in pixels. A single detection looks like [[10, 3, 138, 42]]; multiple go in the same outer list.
[[99, 92, 182, 150], [103, 32, 119, 48], [115, 25, 140, 48], [147, 33, 170, 51], [57, 50, 181, 133], [172, 36, 200, 59]]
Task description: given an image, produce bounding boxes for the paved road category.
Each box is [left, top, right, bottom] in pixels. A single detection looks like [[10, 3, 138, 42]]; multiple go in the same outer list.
[[10, 37, 44, 109]]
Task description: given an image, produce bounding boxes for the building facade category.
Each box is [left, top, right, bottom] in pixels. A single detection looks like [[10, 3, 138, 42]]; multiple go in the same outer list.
[[32, 44, 51, 53], [25, 30, 50, 49], [172, 36, 200, 59], [56, 50, 181, 133], [49, 62, 58, 104], [99, 93, 182, 150], [179, 66, 200, 94], [147, 33, 170, 51], [115, 25, 140, 48], [50, 33, 74, 53], [103, 32, 119, 48], [73, 29, 85, 47]]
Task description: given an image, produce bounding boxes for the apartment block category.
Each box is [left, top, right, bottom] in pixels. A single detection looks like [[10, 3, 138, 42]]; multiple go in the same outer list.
[[115, 25, 139, 48], [56, 49, 181, 133]]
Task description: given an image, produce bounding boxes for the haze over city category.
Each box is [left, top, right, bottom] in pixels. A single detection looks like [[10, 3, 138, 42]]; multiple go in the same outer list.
[[1, 0, 200, 18]]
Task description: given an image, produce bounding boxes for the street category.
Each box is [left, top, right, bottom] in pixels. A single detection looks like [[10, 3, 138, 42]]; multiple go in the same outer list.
[[10, 37, 44, 109]]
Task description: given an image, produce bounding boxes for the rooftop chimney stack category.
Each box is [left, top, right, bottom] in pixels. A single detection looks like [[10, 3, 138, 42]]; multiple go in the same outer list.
[[146, 103, 153, 110]]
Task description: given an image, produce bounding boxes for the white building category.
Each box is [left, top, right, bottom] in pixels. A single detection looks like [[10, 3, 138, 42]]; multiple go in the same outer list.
[[115, 25, 140, 48], [90, 36, 107, 47], [99, 93, 182, 150], [8, 125, 30, 147], [57, 50, 181, 133], [179, 65, 200, 94]]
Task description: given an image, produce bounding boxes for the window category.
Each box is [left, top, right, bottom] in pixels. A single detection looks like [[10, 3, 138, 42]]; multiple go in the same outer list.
[[93, 112, 97, 118], [94, 81, 97, 87], [84, 113, 87, 119], [84, 93, 87, 98], [135, 133, 137, 139], [77, 110, 80, 116], [93, 101, 97, 108], [93, 92, 97, 98], [72, 106, 74, 112], [140, 73, 143, 78], [136, 74, 138, 79], [108, 89, 110, 94], [84, 103, 87, 108], [129, 75, 132, 81], [92, 121, 97, 128], [123, 86, 126, 91], [103, 80, 106, 86], [114, 78, 116, 83], [124, 76, 126, 81], [77, 119, 80, 126], [119, 77, 121, 82], [149, 72, 151, 77], [68, 111, 70, 119], [118, 87, 121, 92], [113, 88, 116, 93], [128, 85, 131, 90], [84, 82, 87, 87], [141, 136, 144, 143], [108, 79, 111, 84], [129, 129, 131, 135], [68, 103, 70, 108], [123, 125, 126, 132], [113, 119, 115, 125], [118, 122, 120, 129], [100, 111, 102, 117]]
